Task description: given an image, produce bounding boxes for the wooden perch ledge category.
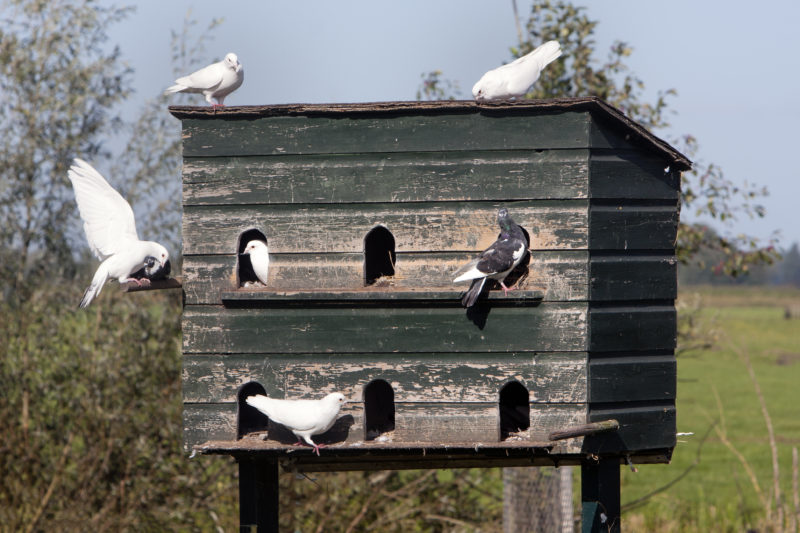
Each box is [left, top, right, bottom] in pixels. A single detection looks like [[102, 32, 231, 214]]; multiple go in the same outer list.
[[120, 277, 182, 293], [548, 419, 620, 441]]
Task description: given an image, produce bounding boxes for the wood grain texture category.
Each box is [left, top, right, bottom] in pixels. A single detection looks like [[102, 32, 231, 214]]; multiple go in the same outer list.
[[182, 200, 589, 255], [182, 150, 590, 206], [588, 305, 676, 352], [589, 204, 679, 251], [179, 111, 592, 157], [589, 254, 677, 301], [182, 352, 588, 403], [181, 250, 589, 305], [182, 302, 589, 354], [589, 355, 676, 403], [589, 151, 680, 200]]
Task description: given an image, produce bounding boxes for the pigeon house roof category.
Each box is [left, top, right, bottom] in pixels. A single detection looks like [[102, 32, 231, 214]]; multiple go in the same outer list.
[[172, 96, 688, 472]]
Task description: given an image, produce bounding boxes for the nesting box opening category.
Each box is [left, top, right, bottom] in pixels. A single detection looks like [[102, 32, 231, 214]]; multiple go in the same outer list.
[[363, 379, 395, 440], [499, 380, 530, 441], [236, 228, 268, 287], [364, 225, 396, 286], [236, 381, 268, 439]]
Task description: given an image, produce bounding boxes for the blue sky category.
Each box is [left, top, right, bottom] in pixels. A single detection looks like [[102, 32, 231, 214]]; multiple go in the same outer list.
[[110, 0, 800, 246]]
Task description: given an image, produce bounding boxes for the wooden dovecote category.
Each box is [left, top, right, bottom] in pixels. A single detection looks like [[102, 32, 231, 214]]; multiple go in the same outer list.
[[172, 97, 690, 471]]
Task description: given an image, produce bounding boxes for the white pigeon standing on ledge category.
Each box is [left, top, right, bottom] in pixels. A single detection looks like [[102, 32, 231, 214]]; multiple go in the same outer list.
[[245, 393, 347, 456], [472, 40, 562, 101], [242, 240, 270, 285], [67, 159, 169, 308], [165, 52, 244, 108]]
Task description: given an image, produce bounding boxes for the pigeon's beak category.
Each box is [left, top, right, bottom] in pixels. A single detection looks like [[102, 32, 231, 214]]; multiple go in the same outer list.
[[235, 62, 242, 73]]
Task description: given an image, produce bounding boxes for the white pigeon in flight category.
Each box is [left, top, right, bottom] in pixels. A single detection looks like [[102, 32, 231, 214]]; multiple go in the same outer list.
[[245, 393, 347, 456], [242, 240, 269, 285], [165, 52, 244, 107], [67, 159, 170, 308], [472, 40, 562, 101]]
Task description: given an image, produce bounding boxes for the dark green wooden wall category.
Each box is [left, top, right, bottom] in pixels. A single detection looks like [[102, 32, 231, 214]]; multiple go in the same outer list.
[[174, 98, 688, 461]]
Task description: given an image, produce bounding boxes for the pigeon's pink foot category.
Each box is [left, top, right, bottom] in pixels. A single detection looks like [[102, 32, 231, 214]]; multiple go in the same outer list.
[[312, 443, 327, 456], [292, 439, 305, 447], [125, 278, 151, 287], [500, 281, 516, 296]]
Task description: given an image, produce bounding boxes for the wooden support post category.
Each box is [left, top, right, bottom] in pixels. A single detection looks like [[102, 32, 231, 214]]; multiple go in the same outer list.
[[239, 458, 279, 533], [581, 458, 620, 533]]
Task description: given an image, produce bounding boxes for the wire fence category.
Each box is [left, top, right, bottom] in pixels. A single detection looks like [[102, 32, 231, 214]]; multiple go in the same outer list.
[[503, 466, 574, 533]]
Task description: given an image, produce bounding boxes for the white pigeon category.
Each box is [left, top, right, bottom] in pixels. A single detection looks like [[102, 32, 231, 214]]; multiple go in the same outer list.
[[67, 159, 169, 308], [242, 240, 269, 285], [165, 52, 244, 107], [245, 393, 347, 456], [472, 40, 562, 101]]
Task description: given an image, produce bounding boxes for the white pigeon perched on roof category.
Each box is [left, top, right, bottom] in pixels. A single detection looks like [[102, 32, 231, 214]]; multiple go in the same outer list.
[[67, 159, 169, 308], [242, 240, 269, 285], [453, 208, 528, 308], [165, 52, 244, 107], [245, 393, 347, 456], [472, 40, 562, 101]]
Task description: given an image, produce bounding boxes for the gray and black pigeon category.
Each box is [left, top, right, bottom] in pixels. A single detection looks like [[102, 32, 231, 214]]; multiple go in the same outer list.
[[453, 208, 527, 308]]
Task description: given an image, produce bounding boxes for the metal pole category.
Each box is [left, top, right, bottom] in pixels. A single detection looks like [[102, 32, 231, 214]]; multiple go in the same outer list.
[[239, 458, 279, 533], [581, 458, 620, 533]]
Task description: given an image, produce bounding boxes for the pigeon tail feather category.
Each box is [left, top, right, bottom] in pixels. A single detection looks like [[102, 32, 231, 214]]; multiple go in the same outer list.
[[164, 83, 187, 94], [79, 263, 109, 308], [462, 277, 487, 308], [532, 40, 562, 67]]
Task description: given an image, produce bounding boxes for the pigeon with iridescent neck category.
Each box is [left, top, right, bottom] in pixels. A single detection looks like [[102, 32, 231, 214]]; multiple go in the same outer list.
[[453, 208, 527, 307]]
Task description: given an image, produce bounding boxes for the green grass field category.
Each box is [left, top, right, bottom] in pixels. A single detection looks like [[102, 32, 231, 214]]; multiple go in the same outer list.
[[622, 286, 800, 532]]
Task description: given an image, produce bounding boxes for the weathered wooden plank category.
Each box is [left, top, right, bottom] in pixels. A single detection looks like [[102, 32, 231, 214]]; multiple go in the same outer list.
[[182, 352, 588, 403], [180, 111, 592, 157], [528, 404, 586, 453], [589, 254, 677, 301], [589, 355, 676, 403], [588, 117, 638, 151], [184, 403, 236, 448], [182, 302, 589, 354], [182, 201, 589, 255], [221, 289, 545, 305], [588, 305, 676, 352], [182, 250, 589, 305], [183, 150, 590, 205], [589, 203, 678, 251], [589, 151, 680, 200], [586, 402, 676, 453], [184, 401, 587, 452]]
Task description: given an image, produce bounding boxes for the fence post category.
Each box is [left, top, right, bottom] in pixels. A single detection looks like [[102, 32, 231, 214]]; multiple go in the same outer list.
[[581, 458, 620, 533], [239, 458, 279, 533]]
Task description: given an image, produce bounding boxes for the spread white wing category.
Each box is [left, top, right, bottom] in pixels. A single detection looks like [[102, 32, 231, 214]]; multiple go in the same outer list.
[[68, 159, 139, 261]]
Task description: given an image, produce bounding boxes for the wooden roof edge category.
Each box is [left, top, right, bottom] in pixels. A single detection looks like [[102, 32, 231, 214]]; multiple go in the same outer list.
[[168, 96, 691, 170]]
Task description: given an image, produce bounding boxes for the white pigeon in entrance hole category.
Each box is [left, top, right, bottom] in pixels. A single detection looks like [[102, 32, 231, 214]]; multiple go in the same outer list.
[[67, 159, 169, 308], [472, 40, 562, 101], [245, 393, 347, 456], [165, 52, 244, 107], [242, 240, 269, 285]]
